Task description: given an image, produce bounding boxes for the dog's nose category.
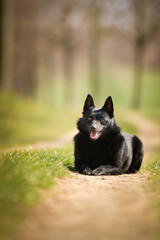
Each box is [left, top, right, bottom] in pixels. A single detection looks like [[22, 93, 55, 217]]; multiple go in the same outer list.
[[91, 126, 96, 132]]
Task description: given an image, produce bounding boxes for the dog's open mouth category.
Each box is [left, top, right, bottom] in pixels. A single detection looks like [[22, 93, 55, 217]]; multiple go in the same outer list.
[[90, 131, 101, 140]]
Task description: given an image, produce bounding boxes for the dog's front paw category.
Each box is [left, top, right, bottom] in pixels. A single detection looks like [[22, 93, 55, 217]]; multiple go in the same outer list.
[[83, 167, 92, 175], [92, 166, 108, 176]]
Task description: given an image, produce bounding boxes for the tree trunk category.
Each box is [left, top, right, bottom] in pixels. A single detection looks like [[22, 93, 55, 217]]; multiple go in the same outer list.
[[12, 0, 37, 96], [0, 0, 14, 89], [88, 0, 101, 103], [89, 19, 101, 104], [89, 34, 101, 103], [132, 38, 146, 109], [63, 49, 73, 106], [62, 27, 74, 106], [0, 0, 3, 87]]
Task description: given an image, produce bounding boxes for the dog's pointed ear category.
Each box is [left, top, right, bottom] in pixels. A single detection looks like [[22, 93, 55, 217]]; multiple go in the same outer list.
[[83, 94, 95, 113], [102, 96, 114, 117]]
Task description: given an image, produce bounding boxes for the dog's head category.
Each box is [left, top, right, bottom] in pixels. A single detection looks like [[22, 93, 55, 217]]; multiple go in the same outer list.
[[77, 94, 116, 140]]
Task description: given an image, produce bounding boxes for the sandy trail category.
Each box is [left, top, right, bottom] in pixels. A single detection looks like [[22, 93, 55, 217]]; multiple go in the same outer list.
[[13, 111, 160, 240]]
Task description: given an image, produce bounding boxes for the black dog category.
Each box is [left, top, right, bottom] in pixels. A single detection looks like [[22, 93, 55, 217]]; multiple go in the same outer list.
[[74, 95, 144, 175]]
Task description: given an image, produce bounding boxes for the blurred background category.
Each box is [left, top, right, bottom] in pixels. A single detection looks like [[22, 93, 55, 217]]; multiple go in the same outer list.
[[0, 0, 160, 149]]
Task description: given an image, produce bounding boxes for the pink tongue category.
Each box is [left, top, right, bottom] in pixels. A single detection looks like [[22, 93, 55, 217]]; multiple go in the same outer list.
[[90, 132, 98, 139]]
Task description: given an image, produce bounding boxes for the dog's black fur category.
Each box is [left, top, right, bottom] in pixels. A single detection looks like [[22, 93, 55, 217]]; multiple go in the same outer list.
[[74, 94, 144, 175]]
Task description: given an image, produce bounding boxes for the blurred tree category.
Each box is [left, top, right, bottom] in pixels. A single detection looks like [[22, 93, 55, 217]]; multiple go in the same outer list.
[[106, 0, 160, 108], [88, 0, 102, 102], [81, 0, 108, 103], [39, 0, 77, 105], [131, 0, 160, 108], [59, 0, 76, 105], [1, 0, 159, 107], [12, 0, 38, 96], [0, 0, 14, 90], [0, 0, 2, 87]]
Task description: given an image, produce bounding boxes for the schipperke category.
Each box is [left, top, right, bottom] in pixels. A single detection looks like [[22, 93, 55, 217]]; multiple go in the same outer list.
[[74, 94, 144, 175]]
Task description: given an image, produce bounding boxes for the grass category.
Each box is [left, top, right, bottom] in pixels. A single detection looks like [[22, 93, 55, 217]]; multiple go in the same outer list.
[[0, 145, 74, 238], [0, 92, 79, 149], [141, 147, 160, 228], [142, 146, 160, 192], [141, 70, 160, 124], [118, 119, 138, 134], [142, 149, 160, 177]]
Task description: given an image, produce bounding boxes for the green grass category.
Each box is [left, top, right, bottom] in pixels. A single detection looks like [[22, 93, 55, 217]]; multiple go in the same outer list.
[[142, 147, 160, 192], [118, 119, 138, 134], [141, 70, 160, 124], [141, 147, 160, 226], [0, 145, 74, 238], [0, 92, 78, 149], [142, 150, 160, 176]]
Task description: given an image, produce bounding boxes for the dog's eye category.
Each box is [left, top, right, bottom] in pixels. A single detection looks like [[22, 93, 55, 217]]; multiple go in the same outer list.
[[88, 116, 93, 121], [100, 118, 106, 124]]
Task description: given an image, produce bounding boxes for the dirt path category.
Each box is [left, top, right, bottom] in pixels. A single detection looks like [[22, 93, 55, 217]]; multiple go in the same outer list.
[[13, 111, 160, 240]]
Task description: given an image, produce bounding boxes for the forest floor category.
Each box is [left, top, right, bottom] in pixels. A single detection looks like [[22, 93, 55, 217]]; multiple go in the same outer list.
[[12, 110, 160, 240]]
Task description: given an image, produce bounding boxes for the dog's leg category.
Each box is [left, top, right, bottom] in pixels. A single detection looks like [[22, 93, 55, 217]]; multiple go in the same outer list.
[[93, 139, 126, 176], [128, 136, 144, 173], [74, 136, 93, 175], [75, 158, 92, 175], [76, 163, 92, 175]]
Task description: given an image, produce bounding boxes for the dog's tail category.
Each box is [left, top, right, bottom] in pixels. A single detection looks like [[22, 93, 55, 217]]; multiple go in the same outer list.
[[128, 136, 144, 173]]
